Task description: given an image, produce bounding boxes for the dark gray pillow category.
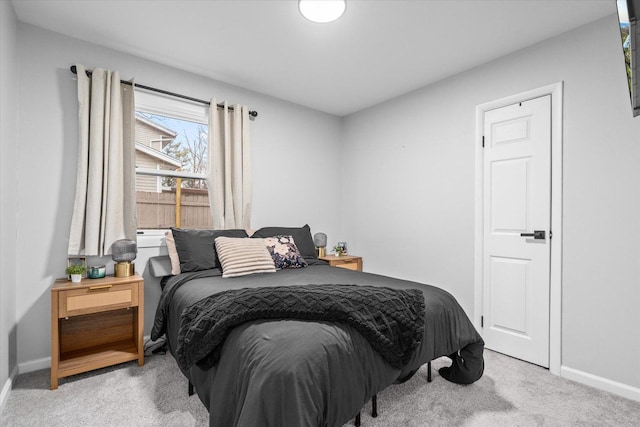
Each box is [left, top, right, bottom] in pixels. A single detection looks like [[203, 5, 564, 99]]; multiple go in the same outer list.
[[251, 224, 317, 260], [170, 228, 249, 272]]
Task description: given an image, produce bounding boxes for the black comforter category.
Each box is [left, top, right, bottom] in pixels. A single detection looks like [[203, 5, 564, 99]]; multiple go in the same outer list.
[[152, 263, 484, 427]]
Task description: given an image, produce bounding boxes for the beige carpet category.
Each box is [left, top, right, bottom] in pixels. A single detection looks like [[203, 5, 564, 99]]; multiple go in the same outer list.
[[1, 350, 639, 426]]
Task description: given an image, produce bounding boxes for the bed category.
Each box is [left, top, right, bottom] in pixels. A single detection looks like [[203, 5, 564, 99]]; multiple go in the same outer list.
[[150, 226, 484, 427]]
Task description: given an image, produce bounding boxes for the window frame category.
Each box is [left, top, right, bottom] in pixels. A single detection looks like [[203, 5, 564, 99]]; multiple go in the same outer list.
[[134, 89, 210, 242]]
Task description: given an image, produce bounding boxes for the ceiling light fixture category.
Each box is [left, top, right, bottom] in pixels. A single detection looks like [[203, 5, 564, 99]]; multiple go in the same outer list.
[[299, 0, 346, 24]]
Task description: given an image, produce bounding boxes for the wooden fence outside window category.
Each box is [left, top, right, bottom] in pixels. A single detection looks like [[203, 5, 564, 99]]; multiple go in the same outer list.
[[136, 188, 213, 229]]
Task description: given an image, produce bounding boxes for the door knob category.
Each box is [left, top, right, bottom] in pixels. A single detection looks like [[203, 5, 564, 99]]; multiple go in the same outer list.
[[520, 230, 545, 240]]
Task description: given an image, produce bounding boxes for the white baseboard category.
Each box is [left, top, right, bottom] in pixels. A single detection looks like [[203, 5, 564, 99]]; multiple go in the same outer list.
[[18, 356, 50, 375], [0, 365, 18, 413], [561, 365, 640, 402]]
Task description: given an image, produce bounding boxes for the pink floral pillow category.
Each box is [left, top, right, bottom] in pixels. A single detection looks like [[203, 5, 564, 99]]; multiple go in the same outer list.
[[264, 235, 308, 269]]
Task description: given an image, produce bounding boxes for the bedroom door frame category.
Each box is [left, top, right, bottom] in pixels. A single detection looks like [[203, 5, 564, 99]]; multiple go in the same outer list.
[[474, 82, 563, 376]]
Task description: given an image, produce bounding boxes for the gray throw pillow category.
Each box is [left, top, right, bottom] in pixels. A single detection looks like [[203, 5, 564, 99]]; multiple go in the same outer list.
[[170, 228, 249, 272], [251, 224, 317, 261]]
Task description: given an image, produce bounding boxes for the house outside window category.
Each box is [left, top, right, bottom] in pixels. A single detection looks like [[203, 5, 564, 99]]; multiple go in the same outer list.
[[135, 91, 211, 232], [135, 115, 181, 193]]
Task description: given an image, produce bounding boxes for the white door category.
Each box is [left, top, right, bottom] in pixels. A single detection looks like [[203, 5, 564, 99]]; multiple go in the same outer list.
[[482, 95, 551, 368]]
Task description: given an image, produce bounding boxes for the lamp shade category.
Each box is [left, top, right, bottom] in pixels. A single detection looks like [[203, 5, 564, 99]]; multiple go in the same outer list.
[[313, 232, 327, 248], [112, 239, 137, 262]]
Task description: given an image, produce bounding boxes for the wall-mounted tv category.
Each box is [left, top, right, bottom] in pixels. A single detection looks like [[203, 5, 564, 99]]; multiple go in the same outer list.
[[617, 0, 639, 117]]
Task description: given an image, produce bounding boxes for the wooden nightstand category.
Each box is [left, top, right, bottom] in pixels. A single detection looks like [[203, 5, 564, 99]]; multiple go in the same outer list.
[[50, 274, 144, 389], [319, 255, 363, 272]]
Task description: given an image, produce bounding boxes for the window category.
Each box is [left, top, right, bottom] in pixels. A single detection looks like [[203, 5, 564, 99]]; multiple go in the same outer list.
[[134, 91, 211, 233]]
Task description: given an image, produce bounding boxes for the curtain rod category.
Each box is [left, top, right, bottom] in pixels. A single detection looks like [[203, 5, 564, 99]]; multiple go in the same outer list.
[[69, 65, 258, 118]]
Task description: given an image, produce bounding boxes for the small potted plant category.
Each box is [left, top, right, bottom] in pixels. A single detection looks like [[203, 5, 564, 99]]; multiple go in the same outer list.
[[65, 264, 86, 283], [332, 245, 345, 257]]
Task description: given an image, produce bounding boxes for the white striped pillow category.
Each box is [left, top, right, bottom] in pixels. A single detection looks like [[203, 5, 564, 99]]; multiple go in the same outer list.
[[214, 237, 276, 278]]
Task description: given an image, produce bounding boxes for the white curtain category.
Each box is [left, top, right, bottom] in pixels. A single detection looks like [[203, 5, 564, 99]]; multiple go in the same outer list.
[[68, 64, 136, 256], [207, 99, 252, 229]]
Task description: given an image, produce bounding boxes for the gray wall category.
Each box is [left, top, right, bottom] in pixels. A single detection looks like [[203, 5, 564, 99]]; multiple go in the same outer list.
[[342, 15, 640, 390], [0, 0, 19, 404], [14, 23, 343, 367]]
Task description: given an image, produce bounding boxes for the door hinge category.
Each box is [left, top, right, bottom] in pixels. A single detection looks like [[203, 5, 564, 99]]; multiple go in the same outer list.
[[481, 315, 484, 327], [482, 136, 485, 147], [549, 230, 553, 239]]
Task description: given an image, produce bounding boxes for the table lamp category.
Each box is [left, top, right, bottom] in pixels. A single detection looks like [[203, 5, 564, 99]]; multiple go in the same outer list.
[[313, 232, 327, 257], [112, 239, 137, 277]]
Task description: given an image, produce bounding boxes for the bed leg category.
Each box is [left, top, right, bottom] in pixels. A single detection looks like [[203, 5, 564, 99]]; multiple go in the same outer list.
[[355, 394, 377, 425], [371, 394, 377, 418], [188, 381, 194, 396], [427, 361, 432, 383]]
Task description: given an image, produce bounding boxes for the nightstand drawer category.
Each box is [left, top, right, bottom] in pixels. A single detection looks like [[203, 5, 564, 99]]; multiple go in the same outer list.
[[59, 283, 139, 318], [318, 255, 363, 272], [335, 260, 360, 271]]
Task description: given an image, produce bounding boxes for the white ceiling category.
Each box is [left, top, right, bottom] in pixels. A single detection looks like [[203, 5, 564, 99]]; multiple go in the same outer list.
[[11, 0, 615, 116]]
